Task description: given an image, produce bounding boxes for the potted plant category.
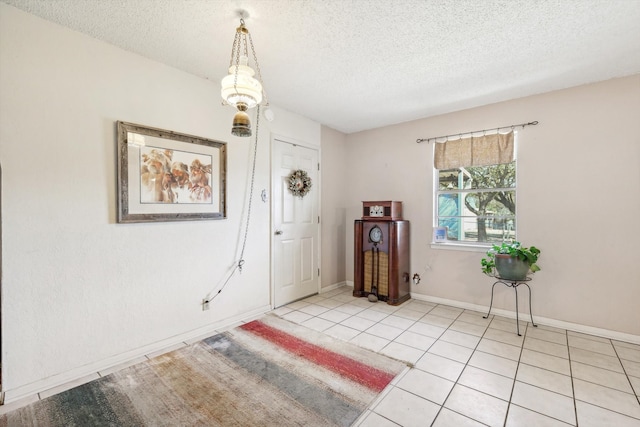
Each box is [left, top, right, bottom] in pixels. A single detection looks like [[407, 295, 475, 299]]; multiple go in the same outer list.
[[481, 241, 541, 280]]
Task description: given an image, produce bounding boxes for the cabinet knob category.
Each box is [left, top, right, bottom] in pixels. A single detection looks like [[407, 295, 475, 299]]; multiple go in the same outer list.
[[274, 230, 283, 235]]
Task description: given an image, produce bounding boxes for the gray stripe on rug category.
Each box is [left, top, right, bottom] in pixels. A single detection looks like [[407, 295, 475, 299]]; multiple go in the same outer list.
[[204, 333, 362, 427], [51, 378, 145, 426], [2, 376, 146, 427]]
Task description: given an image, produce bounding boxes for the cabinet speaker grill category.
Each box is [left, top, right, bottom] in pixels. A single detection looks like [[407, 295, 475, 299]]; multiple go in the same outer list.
[[363, 250, 389, 297]]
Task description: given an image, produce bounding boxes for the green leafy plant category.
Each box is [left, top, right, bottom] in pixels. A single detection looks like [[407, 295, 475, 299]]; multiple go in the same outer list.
[[481, 241, 541, 276]]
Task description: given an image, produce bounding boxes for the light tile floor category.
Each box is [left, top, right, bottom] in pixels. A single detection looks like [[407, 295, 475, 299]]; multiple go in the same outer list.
[[273, 286, 640, 427]]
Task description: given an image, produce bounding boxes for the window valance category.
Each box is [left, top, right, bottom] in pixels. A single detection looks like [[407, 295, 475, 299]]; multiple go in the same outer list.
[[433, 131, 514, 170]]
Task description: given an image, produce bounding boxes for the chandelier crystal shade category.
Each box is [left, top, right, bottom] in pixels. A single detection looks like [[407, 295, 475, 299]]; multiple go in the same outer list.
[[220, 18, 267, 137]]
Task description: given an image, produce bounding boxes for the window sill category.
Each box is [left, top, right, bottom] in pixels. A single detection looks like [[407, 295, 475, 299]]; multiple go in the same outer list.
[[430, 242, 489, 253]]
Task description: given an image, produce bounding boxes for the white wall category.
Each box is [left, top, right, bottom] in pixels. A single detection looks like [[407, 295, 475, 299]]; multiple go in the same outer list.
[[0, 4, 320, 402], [344, 74, 640, 339]]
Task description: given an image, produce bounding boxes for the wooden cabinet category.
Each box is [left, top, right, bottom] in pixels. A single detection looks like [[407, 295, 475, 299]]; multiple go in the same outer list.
[[353, 219, 410, 305]]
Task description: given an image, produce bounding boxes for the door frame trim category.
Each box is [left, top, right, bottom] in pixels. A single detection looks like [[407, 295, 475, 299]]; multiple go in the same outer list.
[[270, 134, 321, 309]]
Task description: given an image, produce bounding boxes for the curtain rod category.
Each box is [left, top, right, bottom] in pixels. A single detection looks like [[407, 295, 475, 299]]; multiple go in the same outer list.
[[416, 120, 539, 144]]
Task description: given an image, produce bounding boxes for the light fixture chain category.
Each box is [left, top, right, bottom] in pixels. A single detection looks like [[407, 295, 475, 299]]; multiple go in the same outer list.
[[232, 30, 242, 97], [207, 16, 267, 305], [237, 104, 260, 268], [247, 32, 269, 106], [228, 30, 239, 69], [242, 32, 249, 57]]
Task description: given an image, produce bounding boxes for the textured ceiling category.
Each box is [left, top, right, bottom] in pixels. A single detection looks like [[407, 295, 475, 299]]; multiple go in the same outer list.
[[3, 0, 640, 134]]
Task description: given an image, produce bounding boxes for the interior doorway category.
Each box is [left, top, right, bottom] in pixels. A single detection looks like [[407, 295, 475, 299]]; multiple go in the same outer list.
[[271, 139, 320, 307]]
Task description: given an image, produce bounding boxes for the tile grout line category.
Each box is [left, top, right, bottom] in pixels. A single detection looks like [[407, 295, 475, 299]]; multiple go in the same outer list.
[[569, 334, 640, 423], [353, 301, 443, 425], [365, 302, 448, 424], [611, 339, 640, 408], [428, 307, 490, 427], [566, 325, 579, 426], [422, 303, 453, 427], [502, 319, 529, 427]]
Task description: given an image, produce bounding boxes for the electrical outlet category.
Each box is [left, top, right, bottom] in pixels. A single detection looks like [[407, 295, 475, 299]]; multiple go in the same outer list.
[[202, 299, 210, 311]]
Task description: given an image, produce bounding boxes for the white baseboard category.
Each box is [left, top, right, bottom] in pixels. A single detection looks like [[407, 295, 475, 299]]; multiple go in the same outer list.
[[411, 293, 640, 345], [317, 284, 639, 345], [321, 281, 349, 293], [3, 304, 272, 405]]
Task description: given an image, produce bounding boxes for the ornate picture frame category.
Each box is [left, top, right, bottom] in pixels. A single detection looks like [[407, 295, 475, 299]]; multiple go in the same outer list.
[[116, 121, 227, 223]]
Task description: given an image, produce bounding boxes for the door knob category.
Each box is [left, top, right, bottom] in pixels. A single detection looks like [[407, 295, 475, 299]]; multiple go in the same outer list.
[[275, 230, 283, 235]]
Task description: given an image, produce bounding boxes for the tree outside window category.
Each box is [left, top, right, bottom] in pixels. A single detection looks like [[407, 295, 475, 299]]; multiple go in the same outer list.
[[436, 161, 516, 243]]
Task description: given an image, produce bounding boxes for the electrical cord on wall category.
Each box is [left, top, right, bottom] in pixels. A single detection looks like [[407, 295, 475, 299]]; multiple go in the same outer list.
[[203, 105, 260, 306]]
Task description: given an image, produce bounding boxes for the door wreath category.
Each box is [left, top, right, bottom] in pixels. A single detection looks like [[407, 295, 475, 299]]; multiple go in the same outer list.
[[288, 169, 312, 197]]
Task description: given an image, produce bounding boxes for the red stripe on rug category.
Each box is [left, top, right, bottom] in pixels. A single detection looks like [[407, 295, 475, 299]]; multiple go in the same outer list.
[[240, 320, 396, 392]]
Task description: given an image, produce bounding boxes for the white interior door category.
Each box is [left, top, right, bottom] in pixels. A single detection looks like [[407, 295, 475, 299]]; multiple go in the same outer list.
[[272, 139, 319, 307]]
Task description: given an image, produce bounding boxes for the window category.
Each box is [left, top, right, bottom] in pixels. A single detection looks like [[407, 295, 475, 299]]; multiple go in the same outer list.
[[435, 161, 516, 244]]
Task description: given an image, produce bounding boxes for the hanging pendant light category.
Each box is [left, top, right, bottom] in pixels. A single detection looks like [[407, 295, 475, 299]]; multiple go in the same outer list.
[[221, 16, 267, 137]]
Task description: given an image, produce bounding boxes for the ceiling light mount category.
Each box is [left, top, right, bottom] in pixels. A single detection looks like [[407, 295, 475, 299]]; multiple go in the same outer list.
[[221, 14, 268, 137]]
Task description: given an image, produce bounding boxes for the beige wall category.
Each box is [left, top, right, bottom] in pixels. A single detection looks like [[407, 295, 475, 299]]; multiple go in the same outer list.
[[320, 126, 348, 288], [342, 75, 640, 337]]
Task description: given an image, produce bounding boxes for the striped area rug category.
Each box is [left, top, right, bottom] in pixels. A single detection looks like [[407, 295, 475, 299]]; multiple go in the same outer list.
[[1, 315, 407, 426]]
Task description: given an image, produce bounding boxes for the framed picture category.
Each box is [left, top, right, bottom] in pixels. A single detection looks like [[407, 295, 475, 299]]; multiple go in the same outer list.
[[117, 121, 227, 223], [433, 226, 448, 242]]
